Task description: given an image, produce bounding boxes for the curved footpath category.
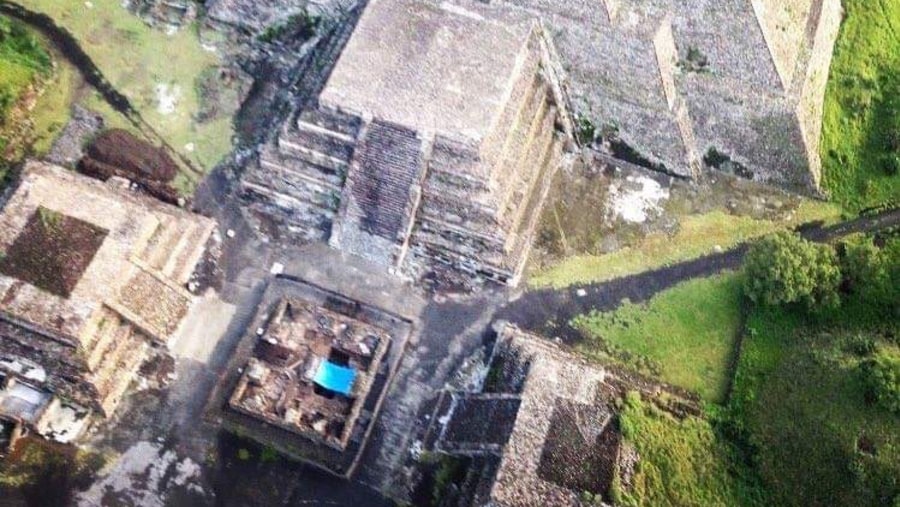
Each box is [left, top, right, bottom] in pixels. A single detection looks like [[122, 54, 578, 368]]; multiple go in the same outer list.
[[498, 207, 900, 343]]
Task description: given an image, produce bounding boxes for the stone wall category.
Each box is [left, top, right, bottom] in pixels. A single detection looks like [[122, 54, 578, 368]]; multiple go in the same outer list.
[[493, 0, 843, 192]]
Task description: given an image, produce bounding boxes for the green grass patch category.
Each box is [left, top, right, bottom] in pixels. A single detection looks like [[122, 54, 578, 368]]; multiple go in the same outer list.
[[573, 274, 744, 403], [530, 201, 842, 289], [19, 0, 235, 179], [820, 0, 900, 211], [0, 14, 51, 120], [28, 50, 79, 156], [615, 392, 765, 506], [728, 301, 900, 506]]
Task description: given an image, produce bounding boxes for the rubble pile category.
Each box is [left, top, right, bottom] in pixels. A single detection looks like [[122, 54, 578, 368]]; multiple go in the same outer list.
[[79, 129, 181, 204]]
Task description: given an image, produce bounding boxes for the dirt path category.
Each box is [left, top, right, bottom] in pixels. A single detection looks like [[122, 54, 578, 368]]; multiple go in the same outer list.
[[499, 207, 900, 343]]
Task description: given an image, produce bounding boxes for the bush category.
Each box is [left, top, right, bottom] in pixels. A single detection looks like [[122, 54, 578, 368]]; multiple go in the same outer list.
[[862, 352, 900, 414], [882, 154, 900, 176], [842, 236, 900, 313], [841, 239, 887, 292], [574, 114, 596, 145], [257, 11, 319, 44], [743, 232, 841, 311]]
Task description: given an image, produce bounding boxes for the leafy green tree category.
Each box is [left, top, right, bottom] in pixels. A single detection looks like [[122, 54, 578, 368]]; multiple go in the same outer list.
[[842, 239, 888, 295], [862, 352, 900, 414], [841, 236, 900, 316], [743, 231, 841, 310]]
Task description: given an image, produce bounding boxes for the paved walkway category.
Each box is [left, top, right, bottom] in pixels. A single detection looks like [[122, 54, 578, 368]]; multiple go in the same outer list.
[[498, 207, 900, 343]]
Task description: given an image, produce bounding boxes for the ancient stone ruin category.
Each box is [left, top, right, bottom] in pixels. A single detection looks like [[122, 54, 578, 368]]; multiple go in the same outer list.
[[216, 276, 412, 476], [228, 297, 391, 450], [0, 161, 215, 441], [241, 0, 840, 287], [241, 0, 568, 287], [496, 0, 842, 190], [427, 324, 619, 506]]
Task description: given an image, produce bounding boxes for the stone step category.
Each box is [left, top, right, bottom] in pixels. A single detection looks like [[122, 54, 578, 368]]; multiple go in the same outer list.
[[241, 189, 334, 242], [491, 79, 548, 203], [141, 217, 189, 272], [84, 307, 125, 372], [296, 119, 356, 144], [243, 176, 339, 217], [428, 141, 492, 185], [417, 193, 498, 230], [498, 103, 556, 230], [281, 124, 355, 162], [297, 106, 362, 139], [503, 135, 562, 282], [161, 220, 201, 282], [277, 136, 350, 174], [88, 322, 135, 383], [480, 45, 541, 164], [337, 121, 423, 242], [94, 334, 147, 417], [259, 144, 344, 188], [167, 219, 215, 285]]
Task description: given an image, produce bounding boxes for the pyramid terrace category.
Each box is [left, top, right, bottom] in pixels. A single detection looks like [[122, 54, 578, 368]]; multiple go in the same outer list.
[[0, 161, 215, 434], [241, 0, 567, 287]]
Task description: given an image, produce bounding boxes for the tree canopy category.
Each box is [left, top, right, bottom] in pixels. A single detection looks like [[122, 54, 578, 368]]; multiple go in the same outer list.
[[742, 231, 841, 310]]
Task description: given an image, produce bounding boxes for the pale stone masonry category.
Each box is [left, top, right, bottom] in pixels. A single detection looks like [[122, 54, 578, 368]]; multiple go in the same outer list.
[[0, 161, 215, 419], [496, 0, 842, 190], [242, 0, 840, 287], [242, 0, 567, 286], [429, 323, 622, 506]]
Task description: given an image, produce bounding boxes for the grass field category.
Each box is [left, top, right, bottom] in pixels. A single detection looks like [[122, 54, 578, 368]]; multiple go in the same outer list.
[[19, 0, 234, 180], [615, 392, 765, 507], [820, 0, 900, 211], [0, 15, 51, 118], [530, 202, 842, 289], [28, 43, 80, 156], [728, 300, 900, 506], [572, 274, 744, 403], [0, 59, 34, 110]]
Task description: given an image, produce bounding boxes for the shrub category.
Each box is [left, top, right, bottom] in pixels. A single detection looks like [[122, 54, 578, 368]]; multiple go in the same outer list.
[[881, 154, 900, 176], [841, 239, 887, 293], [574, 115, 596, 145], [861, 352, 900, 414], [843, 333, 879, 357], [842, 236, 900, 313], [743, 232, 841, 311], [257, 11, 320, 44]]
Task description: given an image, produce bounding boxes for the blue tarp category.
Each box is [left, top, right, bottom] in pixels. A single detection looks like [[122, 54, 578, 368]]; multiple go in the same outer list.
[[313, 361, 357, 396]]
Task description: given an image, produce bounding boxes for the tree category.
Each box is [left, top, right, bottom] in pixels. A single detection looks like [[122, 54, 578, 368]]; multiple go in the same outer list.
[[862, 352, 900, 414], [742, 232, 841, 310], [842, 239, 888, 296], [841, 238, 890, 303]]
